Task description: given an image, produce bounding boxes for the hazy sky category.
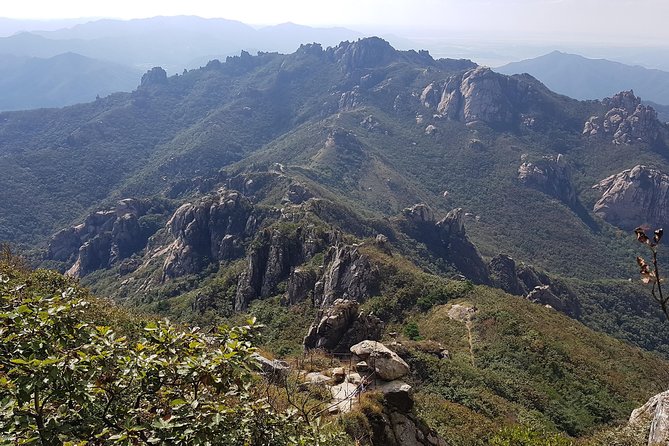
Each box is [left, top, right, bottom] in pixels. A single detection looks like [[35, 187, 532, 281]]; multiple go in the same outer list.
[[2, 0, 667, 43]]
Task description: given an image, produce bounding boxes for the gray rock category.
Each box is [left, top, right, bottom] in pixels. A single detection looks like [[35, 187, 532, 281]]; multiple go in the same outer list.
[[285, 267, 318, 305], [489, 254, 526, 296], [251, 353, 289, 384], [315, 245, 379, 308], [593, 165, 669, 230], [629, 390, 669, 445], [518, 154, 577, 207], [163, 189, 254, 279], [350, 340, 410, 381], [377, 380, 414, 413], [584, 90, 661, 144], [304, 299, 383, 352]]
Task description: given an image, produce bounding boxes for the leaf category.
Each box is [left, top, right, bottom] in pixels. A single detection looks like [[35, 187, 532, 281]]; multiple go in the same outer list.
[[655, 228, 664, 244], [637, 256, 656, 284], [635, 227, 651, 245]]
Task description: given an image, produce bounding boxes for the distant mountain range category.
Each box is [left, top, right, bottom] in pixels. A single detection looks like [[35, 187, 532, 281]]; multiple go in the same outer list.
[[496, 51, 669, 117], [0, 16, 364, 72], [0, 52, 140, 111]]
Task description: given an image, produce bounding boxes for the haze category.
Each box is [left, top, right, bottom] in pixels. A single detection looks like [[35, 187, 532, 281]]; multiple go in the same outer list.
[[3, 0, 668, 44]]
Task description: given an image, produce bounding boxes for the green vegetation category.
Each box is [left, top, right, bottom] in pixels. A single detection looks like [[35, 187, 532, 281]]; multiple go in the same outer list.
[[0, 261, 345, 445]]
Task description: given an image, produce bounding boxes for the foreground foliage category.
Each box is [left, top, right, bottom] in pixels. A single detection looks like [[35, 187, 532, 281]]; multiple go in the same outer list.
[[0, 264, 343, 445]]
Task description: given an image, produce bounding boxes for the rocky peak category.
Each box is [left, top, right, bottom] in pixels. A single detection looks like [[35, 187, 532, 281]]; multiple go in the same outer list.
[[330, 37, 398, 71], [140, 66, 167, 87], [303, 299, 383, 352], [583, 90, 660, 144], [518, 154, 577, 207], [421, 66, 521, 126], [592, 165, 669, 230]]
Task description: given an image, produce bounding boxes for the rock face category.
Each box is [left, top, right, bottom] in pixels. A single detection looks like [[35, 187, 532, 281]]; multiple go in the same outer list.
[[518, 154, 577, 207], [592, 165, 669, 230], [629, 390, 669, 445], [314, 245, 379, 308], [47, 198, 167, 277], [234, 226, 339, 311], [304, 299, 383, 353], [489, 254, 526, 296], [140, 66, 168, 87], [301, 245, 381, 352], [162, 189, 256, 279], [332, 37, 398, 71], [350, 340, 410, 381], [420, 67, 536, 127], [583, 90, 661, 144], [399, 205, 489, 284], [488, 254, 581, 317]]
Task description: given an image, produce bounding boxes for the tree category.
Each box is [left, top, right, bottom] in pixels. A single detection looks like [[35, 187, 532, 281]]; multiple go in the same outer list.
[[0, 266, 344, 445]]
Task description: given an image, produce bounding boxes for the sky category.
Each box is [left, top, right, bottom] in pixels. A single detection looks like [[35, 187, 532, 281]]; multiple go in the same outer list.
[[1, 0, 668, 43]]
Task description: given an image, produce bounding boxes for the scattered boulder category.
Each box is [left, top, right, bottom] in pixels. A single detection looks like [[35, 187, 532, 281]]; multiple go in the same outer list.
[[518, 154, 577, 207], [350, 340, 410, 381], [629, 390, 669, 445], [592, 165, 669, 230]]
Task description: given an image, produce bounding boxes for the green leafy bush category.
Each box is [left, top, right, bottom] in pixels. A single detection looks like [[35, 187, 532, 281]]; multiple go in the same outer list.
[[0, 267, 343, 445]]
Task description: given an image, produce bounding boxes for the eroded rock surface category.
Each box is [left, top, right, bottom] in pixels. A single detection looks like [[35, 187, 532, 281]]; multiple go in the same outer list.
[[518, 154, 577, 207], [593, 165, 669, 230], [350, 340, 410, 381], [630, 390, 669, 445], [47, 198, 168, 277], [304, 299, 383, 352], [583, 90, 661, 144], [162, 189, 255, 279]]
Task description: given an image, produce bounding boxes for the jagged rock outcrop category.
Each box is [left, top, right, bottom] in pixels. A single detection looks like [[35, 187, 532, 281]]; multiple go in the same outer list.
[[140, 66, 168, 87], [283, 182, 313, 205], [420, 67, 532, 127], [332, 37, 398, 71], [399, 205, 489, 284], [592, 165, 669, 230], [518, 154, 577, 207], [303, 299, 383, 352], [234, 226, 339, 311], [583, 90, 661, 144], [489, 254, 526, 296], [314, 244, 379, 308], [487, 255, 581, 316], [629, 390, 669, 445], [47, 198, 166, 277], [162, 189, 255, 278]]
